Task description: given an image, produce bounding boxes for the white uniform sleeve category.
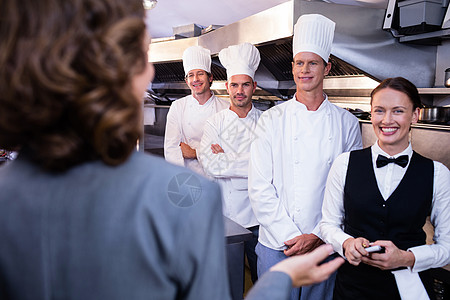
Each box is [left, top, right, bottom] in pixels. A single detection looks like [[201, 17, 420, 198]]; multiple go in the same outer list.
[[319, 152, 354, 257], [199, 118, 249, 178], [409, 162, 450, 272], [248, 114, 301, 248], [164, 102, 185, 167], [310, 110, 361, 240], [345, 116, 363, 152]]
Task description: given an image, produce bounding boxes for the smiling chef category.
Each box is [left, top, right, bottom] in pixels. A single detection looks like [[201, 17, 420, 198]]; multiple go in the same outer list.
[[248, 14, 362, 300], [164, 45, 229, 175]]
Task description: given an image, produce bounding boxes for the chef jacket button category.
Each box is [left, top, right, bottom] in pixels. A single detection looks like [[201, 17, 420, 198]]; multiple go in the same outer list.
[[295, 160, 299, 164], [294, 136, 298, 141], [327, 160, 331, 164], [328, 136, 332, 140]]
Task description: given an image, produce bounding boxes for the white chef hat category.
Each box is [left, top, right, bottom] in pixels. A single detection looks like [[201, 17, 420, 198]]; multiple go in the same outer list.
[[182, 45, 211, 75], [292, 14, 335, 62], [219, 42, 261, 80]]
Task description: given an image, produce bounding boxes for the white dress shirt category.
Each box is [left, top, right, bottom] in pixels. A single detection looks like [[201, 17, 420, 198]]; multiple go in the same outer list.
[[249, 95, 362, 250], [320, 142, 450, 271], [199, 106, 262, 228], [164, 94, 229, 176]]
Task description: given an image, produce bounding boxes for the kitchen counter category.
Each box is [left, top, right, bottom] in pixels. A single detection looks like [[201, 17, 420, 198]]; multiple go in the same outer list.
[[224, 216, 253, 244], [224, 217, 253, 300]]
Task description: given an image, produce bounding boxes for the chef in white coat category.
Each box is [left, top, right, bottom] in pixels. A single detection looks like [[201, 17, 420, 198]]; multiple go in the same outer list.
[[199, 42, 262, 283], [248, 14, 362, 300], [164, 46, 229, 175]]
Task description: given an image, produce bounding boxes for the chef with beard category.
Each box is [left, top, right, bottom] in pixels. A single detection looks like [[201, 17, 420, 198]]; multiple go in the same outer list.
[[199, 42, 262, 284]]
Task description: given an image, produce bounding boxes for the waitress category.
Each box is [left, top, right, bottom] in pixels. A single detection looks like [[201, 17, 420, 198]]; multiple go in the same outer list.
[[320, 77, 450, 300]]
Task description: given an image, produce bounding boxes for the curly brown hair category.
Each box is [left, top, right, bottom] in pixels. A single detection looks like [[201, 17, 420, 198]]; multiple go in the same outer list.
[[0, 0, 147, 172]]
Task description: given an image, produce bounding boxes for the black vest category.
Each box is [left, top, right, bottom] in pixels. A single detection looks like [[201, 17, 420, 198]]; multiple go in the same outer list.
[[343, 148, 433, 250], [333, 147, 435, 300]]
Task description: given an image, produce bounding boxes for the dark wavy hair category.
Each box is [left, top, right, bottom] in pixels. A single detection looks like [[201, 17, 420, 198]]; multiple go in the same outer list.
[[0, 0, 147, 172], [370, 77, 423, 110]]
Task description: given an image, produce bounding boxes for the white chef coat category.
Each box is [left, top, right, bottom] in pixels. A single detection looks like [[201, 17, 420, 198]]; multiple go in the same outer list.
[[249, 95, 362, 250], [164, 93, 229, 176], [199, 106, 262, 228], [320, 142, 450, 271]]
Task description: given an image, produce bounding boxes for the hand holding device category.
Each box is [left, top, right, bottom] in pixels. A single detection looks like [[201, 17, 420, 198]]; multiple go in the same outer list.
[[365, 245, 385, 253]]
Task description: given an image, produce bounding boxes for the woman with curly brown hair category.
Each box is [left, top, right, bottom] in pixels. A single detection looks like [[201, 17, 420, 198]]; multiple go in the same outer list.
[[0, 0, 343, 299], [0, 0, 149, 171]]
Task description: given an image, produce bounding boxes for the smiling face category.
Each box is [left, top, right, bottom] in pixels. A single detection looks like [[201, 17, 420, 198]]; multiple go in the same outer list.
[[371, 87, 420, 155], [185, 69, 212, 98], [292, 52, 331, 93], [226, 74, 256, 110]]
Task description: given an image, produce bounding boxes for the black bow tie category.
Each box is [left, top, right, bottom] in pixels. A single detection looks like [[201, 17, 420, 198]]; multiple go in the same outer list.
[[376, 155, 409, 168]]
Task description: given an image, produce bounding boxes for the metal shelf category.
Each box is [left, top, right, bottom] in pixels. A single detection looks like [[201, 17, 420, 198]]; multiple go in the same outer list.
[[418, 88, 450, 95], [399, 29, 450, 44]]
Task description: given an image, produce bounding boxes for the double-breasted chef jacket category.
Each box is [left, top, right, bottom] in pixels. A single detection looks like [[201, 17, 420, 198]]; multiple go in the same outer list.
[[199, 105, 262, 228], [249, 95, 363, 250], [164, 93, 229, 176]]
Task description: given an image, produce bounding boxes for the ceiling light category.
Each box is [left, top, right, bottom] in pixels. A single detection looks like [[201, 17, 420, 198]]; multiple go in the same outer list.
[[143, 0, 158, 10]]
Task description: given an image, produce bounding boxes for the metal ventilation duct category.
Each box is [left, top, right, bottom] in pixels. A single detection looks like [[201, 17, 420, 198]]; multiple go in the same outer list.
[[149, 0, 438, 100]]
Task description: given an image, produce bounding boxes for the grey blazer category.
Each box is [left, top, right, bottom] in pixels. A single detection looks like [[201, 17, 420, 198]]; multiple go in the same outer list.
[[0, 151, 291, 300]]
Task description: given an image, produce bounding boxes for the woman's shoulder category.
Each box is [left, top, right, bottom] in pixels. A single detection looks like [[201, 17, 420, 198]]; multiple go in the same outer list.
[[131, 151, 216, 182], [348, 147, 371, 158], [129, 152, 221, 203], [334, 151, 351, 167], [432, 160, 449, 177]]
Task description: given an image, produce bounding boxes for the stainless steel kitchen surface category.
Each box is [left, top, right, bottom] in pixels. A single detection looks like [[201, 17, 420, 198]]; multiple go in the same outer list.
[[145, 0, 450, 162], [149, 0, 449, 89], [143, 104, 169, 157]]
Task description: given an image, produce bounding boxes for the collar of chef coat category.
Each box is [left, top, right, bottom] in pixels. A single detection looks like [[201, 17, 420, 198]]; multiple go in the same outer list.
[[289, 93, 330, 114], [225, 104, 259, 121], [189, 91, 215, 106]]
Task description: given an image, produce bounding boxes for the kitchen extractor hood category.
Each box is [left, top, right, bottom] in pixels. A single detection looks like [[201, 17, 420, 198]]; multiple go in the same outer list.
[[148, 0, 441, 101]]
